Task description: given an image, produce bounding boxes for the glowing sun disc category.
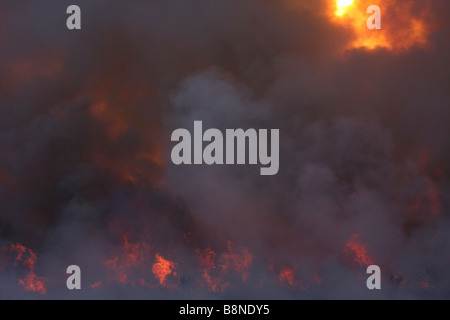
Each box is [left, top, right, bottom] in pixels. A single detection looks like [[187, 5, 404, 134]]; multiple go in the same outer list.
[[336, 0, 354, 16]]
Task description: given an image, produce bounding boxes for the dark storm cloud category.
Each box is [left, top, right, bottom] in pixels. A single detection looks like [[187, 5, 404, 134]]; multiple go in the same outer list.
[[0, 0, 448, 298]]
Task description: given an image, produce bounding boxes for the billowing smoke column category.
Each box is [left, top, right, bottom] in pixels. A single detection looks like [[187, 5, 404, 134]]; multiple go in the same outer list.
[[0, 0, 449, 299]]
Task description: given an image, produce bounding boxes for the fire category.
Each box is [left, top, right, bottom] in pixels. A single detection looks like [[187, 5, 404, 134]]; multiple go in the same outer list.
[[196, 246, 216, 270], [196, 243, 253, 292], [152, 254, 177, 286], [0, 243, 47, 295], [122, 235, 144, 266], [220, 242, 253, 282], [344, 234, 374, 267], [269, 265, 315, 290], [330, 0, 429, 52], [202, 272, 229, 293], [279, 268, 295, 286], [197, 247, 223, 292], [103, 234, 152, 286]]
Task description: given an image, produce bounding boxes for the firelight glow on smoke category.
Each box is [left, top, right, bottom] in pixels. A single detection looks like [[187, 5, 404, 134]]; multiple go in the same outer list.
[[330, 0, 429, 51]]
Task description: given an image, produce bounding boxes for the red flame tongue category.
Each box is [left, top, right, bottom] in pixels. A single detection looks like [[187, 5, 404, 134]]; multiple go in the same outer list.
[[196, 246, 216, 270], [103, 234, 179, 288], [1, 243, 47, 295], [220, 242, 253, 282], [196, 242, 253, 292]]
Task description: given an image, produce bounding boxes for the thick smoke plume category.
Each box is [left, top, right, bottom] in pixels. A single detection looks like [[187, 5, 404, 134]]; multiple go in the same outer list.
[[0, 0, 449, 298]]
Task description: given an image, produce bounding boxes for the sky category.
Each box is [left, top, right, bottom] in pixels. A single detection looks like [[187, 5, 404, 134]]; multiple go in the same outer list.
[[0, 0, 449, 299]]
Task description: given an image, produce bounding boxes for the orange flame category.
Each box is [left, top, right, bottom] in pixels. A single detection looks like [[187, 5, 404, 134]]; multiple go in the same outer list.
[[103, 234, 152, 285], [196, 243, 253, 292], [196, 246, 216, 270], [270, 265, 314, 290], [152, 254, 177, 286], [220, 242, 253, 282]]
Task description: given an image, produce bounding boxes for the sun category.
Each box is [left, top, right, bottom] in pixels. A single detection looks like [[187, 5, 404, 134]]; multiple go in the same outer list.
[[336, 0, 354, 16]]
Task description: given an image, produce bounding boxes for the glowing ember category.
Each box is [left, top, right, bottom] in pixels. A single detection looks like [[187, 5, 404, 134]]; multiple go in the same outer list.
[[0, 0, 447, 300], [196, 243, 253, 292], [220, 242, 253, 282]]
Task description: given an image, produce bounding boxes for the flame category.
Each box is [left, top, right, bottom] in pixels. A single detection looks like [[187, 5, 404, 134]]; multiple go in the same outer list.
[[202, 272, 230, 293], [103, 234, 152, 285], [220, 242, 253, 282], [344, 234, 374, 267], [104, 235, 178, 288], [330, 0, 430, 52], [196, 243, 252, 292], [279, 268, 296, 286], [0, 243, 47, 295], [152, 254, 177, 286], [269, 265, 314, 290]]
